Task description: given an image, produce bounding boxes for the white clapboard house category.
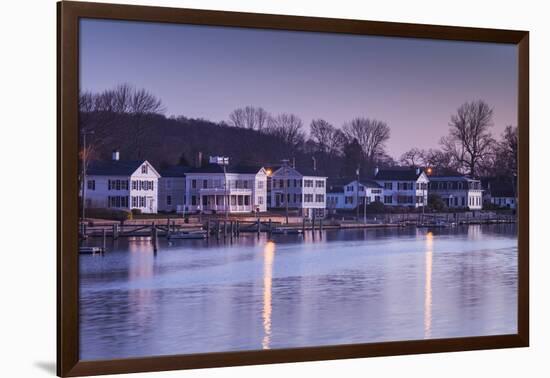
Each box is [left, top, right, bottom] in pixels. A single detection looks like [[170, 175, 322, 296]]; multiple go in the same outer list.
[[428, 176, 483, 210], [184, 163, 268, 214], [158, 165, 190, 213], [326, 179, 383, 211], [84, 151, 160, 213], [373, 167, 429, 208], [267, 165, 327, 218]]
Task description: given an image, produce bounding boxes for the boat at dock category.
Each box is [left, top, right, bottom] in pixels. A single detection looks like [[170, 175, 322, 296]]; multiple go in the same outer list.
[[79, 246, 105, 254], [168, 230, 207, 240], [271, 228, 303, 235], [417, 220, 456, 228]]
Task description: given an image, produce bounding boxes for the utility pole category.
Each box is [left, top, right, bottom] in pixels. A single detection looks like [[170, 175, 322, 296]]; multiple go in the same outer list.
[[81, 129, 94, 222], [281, 159, 290, 224], [210, 156, 230, 221], [364, 191, 367, 224], [355, 167, 360, 222]]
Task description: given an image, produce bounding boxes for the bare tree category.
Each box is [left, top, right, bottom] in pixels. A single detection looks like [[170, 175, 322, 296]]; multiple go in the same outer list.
[[229, 108, 246, 128], [310, 119, 347, 156], [492, 125, 518, 176], [266, 113, 305, 147], [441, 100, 495, 176], [79, 83, 165, 159], [310, 119, 334, 153], [342, 117, 390, 165], [399, 148, 426, 167], [229, 106, 269, 131], [423, 148, 460, 175]]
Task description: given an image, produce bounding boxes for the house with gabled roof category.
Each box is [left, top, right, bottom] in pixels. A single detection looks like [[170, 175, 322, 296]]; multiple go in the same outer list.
[[481, 177, 517, 209], [428, 175, 483, 209], [373, 167, 429, 208], [84, 151, 161, 213], [326, 178, 383, 211], [184, 163, 268, 214], [268, 165, 327, 218]]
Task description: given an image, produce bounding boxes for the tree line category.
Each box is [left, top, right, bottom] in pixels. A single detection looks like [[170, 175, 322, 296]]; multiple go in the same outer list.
[[79, 84, 517, 180]]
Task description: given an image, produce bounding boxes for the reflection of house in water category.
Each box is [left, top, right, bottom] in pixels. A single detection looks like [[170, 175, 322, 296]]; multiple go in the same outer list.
[[128, 240, 155, 328], [262, 241, 275, 349], [424, 232, 433, 339]]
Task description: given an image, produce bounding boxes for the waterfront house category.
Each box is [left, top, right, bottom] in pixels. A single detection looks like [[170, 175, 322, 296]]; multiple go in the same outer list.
[[373, 167, 429, 208], [158, 165, 190, 213], [326, 180, 346, 214], [326, 178, 383, 211], [184, 163, 268, 214], [482, 178, 517, 209], [268, 165, 327, 218], [428, 176, 483, 210], [85, 151, 160, 213]]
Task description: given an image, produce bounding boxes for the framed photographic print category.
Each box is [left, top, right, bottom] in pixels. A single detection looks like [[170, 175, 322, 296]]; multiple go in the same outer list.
[[57, 1, 529, 376]]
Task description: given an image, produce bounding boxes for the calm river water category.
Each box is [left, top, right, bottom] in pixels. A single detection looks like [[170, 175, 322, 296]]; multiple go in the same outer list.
[[79, 224, 517, 361]]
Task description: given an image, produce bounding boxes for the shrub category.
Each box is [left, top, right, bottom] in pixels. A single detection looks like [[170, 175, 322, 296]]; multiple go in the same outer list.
[[131, 208, 142, 216], [86, 208, 132, 221], [365, 201, 386, 214], [428, 193, 447, 212], [483, 202, 503, 211]]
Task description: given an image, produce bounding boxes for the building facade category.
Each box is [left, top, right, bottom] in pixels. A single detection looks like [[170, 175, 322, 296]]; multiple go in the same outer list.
[[373, 167, 429, 208], [85, 154, 160, 214], [326, 179, 383, 211], [268, 166, 327, 218], [428, 176, 483, 210], [184, 164, 268, 214], [158, 166, 189, 213]]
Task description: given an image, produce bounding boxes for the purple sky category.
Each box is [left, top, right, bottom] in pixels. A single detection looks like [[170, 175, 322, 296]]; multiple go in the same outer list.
[[80, 19, 517, 159]]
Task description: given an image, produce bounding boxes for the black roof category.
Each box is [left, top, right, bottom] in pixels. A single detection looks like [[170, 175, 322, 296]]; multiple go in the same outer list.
[[429, 175, 479, 182], [326, 178, 381, 191], [327, 186, 344, 194], [375, 168, 424, 181], [87, 160, 146, 176], [481, 177, 516, 197], [159, 165, 191, 177], [186, 164, 263, 174]]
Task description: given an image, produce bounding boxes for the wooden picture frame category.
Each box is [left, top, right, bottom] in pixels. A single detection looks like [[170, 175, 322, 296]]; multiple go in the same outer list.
[[57, 1, 529, 376]]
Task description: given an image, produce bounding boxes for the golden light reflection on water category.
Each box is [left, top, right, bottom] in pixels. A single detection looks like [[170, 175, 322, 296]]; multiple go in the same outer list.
[[262, 241, 275, 349], [128, 240, 154, 327], [424, 231, 433, 339]]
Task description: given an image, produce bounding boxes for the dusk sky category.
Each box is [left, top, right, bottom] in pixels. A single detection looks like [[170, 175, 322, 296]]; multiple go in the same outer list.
[[80, 19, 517, 159]]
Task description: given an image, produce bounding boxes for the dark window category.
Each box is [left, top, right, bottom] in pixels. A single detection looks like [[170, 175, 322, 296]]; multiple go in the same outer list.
[[87, 180, 95, 190], [166, 195, 172, 205]]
